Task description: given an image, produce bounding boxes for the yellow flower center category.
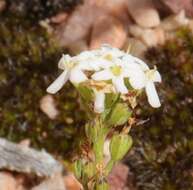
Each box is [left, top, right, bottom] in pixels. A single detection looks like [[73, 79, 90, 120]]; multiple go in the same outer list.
[[110, 65, 122, 76], [104, 54, 113, 61], [145, 69, 156, 81], [65, 61, 75, 69]]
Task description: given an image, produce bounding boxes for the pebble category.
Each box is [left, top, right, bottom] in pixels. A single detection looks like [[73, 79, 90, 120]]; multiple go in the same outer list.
[[160, 10, 189, 31], [89, 15, 127, 49], [127, 0, 160, 28], [129, 25, 165, 47], [125, 38, 147, 58], [40, 95, 59, 120]]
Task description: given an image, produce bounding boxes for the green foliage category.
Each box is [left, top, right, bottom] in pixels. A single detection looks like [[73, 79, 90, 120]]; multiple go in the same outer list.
[[126, 27, 193, 190], [96, 182, 109, 190], [110, 134, 132, 161], [73, 160, 82, 179], [106, 103, 132, 127], [4, 0, 82, 20], [0, 15, 86, 155]]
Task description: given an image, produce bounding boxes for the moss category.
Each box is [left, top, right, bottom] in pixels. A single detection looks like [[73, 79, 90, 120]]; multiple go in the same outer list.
[[4, 0, 83, 20], [0, 15, 86, 156], [126, 28, 193, 190]]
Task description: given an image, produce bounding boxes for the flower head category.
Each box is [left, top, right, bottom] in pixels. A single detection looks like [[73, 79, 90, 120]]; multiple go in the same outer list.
[[47, 44, 162, 112]]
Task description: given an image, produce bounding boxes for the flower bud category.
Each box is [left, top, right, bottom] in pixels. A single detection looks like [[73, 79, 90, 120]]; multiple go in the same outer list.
[[110, 134, 133, 161], [107, 103, 131, 126]]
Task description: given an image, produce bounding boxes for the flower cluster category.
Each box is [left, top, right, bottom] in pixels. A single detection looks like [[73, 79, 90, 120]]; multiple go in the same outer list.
[[47, 44, 161, 113]]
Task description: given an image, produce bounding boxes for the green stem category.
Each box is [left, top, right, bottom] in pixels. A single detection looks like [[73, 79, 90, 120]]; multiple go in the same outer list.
[[105, 159, 115, 175], [93, 136, 105, 163]]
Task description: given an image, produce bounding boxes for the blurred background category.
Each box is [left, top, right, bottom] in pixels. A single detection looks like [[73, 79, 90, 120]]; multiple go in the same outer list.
[[0, 0, 193, 189]]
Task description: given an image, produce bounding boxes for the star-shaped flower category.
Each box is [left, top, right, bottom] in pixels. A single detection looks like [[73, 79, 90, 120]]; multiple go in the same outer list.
[[47, 54, 88, 94], [91, 61, 130, 94], [125, 57, 162, 108]]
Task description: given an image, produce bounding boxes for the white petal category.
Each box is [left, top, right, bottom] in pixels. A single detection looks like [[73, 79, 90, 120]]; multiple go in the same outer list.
[[94, 91, 105, 113], [122, 66, 133, 77], [97, 58, 114, 69], [79, 58, 113, 71], [92, 69, 113, 81], [101, 44, 124, 57], [129, 69, 146, 89], [75, 51, 95, 60], [47, 70, 69, 94], [133, 57, 149, 71], [122, 54, 136, 64], [69, 67, 88, 84], [58, 54, 71, 70], [145, 82, 161, 108], [78, 60, 95, 71], [153, 70, 162, 82], [112, 76, 128, 94]]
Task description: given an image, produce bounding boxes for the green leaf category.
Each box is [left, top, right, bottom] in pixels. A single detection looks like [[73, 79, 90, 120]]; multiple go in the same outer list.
[[110, 134, 133, 161], [107, 103, 131, 126], [105, 93, 120, 109], [73, 160, 82, 179], [83, 162, 95, 179], [101, 93, 120, 122], [85, 121, 101, 143], [96, 181, 109, 190], [76, 84, 93, 102]]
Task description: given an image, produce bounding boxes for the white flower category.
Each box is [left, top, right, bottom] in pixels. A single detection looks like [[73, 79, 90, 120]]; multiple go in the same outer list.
[[47, 44, 162, 112], [73, 50, 114, 71], [91, 61, 130, 94], [47, 54, 88, 94], [100, 44, 125, 58], [126, 58, 162, 108]]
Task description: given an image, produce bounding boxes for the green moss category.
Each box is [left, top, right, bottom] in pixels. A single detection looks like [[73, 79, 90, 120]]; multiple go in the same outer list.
[[0, 15, 86, 156], [126, 28, 193, 190], [4, 0, 83, 20]]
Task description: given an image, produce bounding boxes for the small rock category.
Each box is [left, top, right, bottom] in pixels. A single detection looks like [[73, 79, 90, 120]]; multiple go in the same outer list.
[[32, 173, 82, 190], [19, 139, 31, 147], [129, 25, 144, 38], [89, 15, 127, 49], [40, 95, 59, 120], [108, 163, 134, 190], [129, 25, 165, 47], [160, 10, 189, 31], [125, 38, 147, 58], [141, 28, 165, 47], [128, 0, 160, 28], [64, 174, 83, 190], [155, 27, 166, 45], [97, 0, 130, 23], [31, 174, 66, 190], [50, 13, 68, 24], [156, 0, 193, 17], [0, 0, 6, 12], [54, 1, 103, 47], [0, 172, 18, 190], [54, 0, 131, 48], [68, 40, 88, 55]]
